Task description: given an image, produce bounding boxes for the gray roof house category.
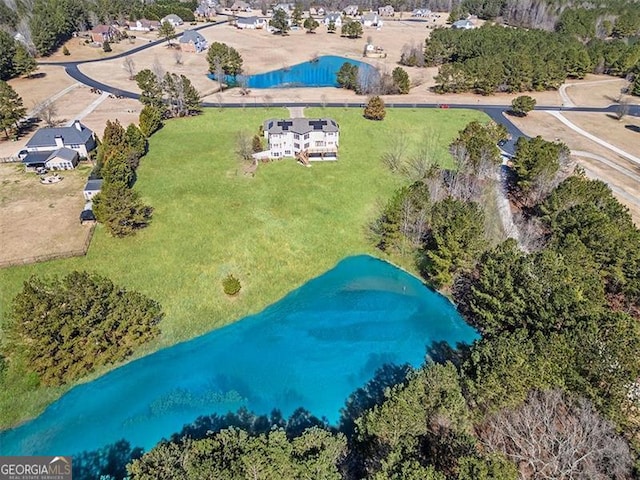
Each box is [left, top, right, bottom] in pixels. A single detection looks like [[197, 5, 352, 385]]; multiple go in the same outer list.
[[323, 12, 343, 27], [236, 16, 266, 29], [161, 14, 184, 26], [84, 179, 104, 200], [260, 118, 340, 161], [179, 30, 208, 52], [452, 19, 475, 29], [26, 121, 96, 157]]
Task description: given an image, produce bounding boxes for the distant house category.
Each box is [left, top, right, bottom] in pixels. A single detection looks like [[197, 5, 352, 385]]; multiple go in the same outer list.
[[343, 5, 359, 16], [179, 30, 208, 52], [452, 19, 475, 29], [230, 0, 251, 11], [323, 12, 343, 27], [361, 12, 383, 27], [90, 25, 119, 44], [127, 19, 161, 32], [26, 121, 96, 158], [236, 16, 266, 29], [411, 8, 431, 17], [161, 14, 184, 27], [259, 118, 340, 161], [378, 5, 394, 16], [309, 6, 325, 16], [273, 3, 293, 15], [83, 179, 103, 201]]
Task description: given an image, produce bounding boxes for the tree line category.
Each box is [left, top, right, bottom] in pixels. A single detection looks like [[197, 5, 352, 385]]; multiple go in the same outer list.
[[422, 25, 640, 95], [3, 271, 162, 386], [0, 0, 198, 58]]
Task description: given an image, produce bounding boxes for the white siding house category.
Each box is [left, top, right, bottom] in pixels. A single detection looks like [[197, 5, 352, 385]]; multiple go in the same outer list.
[[323, 12, 343, 27], [25, 121, 96, 158], [261, 118, 340, 161]]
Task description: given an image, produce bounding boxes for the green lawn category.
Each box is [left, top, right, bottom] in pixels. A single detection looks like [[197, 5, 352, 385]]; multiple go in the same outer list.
[[0, 107, 488, 428]]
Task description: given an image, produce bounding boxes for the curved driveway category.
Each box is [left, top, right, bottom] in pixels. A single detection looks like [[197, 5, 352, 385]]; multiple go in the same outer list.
[[37, 21, 640, 156]]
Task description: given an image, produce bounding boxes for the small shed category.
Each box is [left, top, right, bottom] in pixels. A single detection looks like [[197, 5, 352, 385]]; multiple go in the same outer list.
[[84, 179, 103, 200], [80, 202, 96, 224]]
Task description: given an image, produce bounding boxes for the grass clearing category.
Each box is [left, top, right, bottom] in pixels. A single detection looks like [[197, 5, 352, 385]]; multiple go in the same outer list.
[[0, 107, 488, 428]]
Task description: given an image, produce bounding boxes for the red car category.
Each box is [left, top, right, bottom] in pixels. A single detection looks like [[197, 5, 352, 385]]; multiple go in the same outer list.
[[438, 104, 450, 109]]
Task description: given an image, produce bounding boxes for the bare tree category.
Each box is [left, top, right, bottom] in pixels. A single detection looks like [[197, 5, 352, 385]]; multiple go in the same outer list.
[[615, 98, 630, 121], [123, 57, 136, 80], [174, 49, 183, 65], [235, 131, 254, 162], [481, 390, 633, 480], [33, 99, 58, 127], [213, 57, 224, 93], [152, 57, 165, 82], [320, 94, 328, 108], [380, 131, 409, 172]]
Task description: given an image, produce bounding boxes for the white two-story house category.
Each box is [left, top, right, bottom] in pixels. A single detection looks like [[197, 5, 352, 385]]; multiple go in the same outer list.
[[261, 118, 339, 161]]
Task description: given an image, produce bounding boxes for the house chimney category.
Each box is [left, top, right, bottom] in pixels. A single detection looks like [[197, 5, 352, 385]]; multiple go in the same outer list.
[[74, 120, 82, 132], [54, 135, 64, 148]]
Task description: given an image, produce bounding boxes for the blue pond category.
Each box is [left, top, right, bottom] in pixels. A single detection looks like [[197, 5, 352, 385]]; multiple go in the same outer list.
[[0, 255, 478, 456], [209, 55, 375, 88]]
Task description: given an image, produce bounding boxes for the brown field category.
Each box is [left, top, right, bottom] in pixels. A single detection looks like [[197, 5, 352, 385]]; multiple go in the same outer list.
[[8, 65, 76, 107], [562, 75, 640, 107], [562, 111, 640, 158], [0, 163, 94, 265]]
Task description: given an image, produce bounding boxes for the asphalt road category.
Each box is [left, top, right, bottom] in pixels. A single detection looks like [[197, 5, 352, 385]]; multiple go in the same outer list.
[[36, 21, 640, 156]]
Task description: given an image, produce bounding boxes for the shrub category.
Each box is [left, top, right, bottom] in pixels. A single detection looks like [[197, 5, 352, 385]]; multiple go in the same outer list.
[[222, 274, 242, 296], [364, 95, 386, 120], [62, 46, 70, 56], [103, 41, 112, 53]]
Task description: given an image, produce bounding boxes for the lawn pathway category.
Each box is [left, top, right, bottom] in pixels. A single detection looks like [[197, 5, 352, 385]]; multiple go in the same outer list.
[[287, 106, 305, 118]]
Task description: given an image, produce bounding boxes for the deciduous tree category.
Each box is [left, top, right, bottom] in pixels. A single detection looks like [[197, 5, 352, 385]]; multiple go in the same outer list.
[[510, 95, 536, 116], [303, 15, 319, 33]]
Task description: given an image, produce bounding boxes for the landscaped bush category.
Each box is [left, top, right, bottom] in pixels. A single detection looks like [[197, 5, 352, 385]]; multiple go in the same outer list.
[[222, 274, 242, 296], [62, 46, 70, 55]]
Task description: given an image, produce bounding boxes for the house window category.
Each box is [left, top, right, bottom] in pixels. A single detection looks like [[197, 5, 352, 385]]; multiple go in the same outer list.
[[294, 143, 300, 149], [294, 134, 300, 140], [304, 134, 309, 140], [304, 143, 309, 149], [315, 141, 324, 147], [70, 144, 80, 148], [285, 150, 291, 155]]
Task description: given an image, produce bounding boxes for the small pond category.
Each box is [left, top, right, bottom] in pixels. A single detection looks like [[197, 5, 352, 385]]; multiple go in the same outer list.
[[208, 55, 376, 88], [0, 255, 478, 456]]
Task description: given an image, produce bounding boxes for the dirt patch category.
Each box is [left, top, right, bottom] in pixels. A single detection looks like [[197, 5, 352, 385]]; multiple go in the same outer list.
[[0, 163, 94, 266], [8, 65, 76, 108], [563, 74, 639, 107]]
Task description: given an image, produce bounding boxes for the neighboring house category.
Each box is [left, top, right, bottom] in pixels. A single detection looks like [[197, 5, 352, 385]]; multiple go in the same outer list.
[[127, 19, 161, 32], [411, 8, 431, 17], [179, 30, 208, 52], [236, 16, 266, 29], [90, 24, 119, 44], [323, 12, 343, 27], [26, 121, 96, 158], [195, 2, 216, 17], [452, 19, 475, 29], [230, 0, 251, 11], [83, 179, 103, 200], [260, 118, 340, 161], [273, 3, 293, 15], [343, 5, 359, 16], [378, 5, 394, 16], [309, 6, 325, 16], [161, 14, 184, 27], [361, 12, 383, 27]]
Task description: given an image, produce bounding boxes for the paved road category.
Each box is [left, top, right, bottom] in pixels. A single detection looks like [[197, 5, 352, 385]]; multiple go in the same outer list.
[[36, 20, 640, 157]]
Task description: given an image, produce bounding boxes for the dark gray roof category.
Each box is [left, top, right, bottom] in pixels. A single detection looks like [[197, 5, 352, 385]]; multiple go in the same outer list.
[[324, 12, 341, 21], [264, 118, 339, 135], [47, 147, 78, 162], [179, 30, 206, 43], [84, 179, 104, 191], [22, 151, 50, 166], [80, 209, 96, 221], [26, 122, 93, 149], [237, 16, 260, 24]]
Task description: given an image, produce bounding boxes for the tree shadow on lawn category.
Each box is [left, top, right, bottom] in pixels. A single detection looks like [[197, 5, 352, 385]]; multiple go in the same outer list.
[[625, 124, 640, 133]]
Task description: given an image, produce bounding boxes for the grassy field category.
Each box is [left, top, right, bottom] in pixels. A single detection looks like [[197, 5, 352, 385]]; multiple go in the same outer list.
[[0, 106, 488, 429]]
